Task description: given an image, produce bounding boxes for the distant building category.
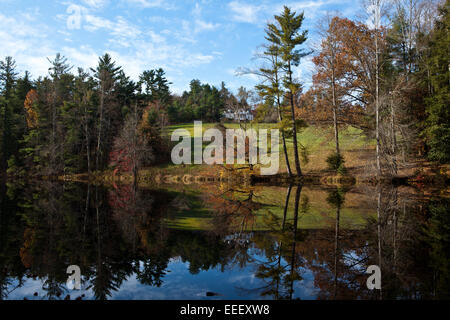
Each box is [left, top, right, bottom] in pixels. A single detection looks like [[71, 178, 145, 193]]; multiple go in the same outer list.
[[223, 109, 254, 121]]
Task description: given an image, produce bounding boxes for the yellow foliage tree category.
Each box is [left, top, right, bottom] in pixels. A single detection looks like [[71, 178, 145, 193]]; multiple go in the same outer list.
[[24, 89, 38, 128]]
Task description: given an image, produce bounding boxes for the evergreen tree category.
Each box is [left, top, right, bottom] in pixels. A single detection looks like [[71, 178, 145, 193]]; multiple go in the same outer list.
[[423, 0, 450, 163], [92, 53, 122, 171], [265, 6, 309, 176], [0, 57, 19, 171], [47, 53, 74, 173], [138, 68, 171, 106], [255, 44, 293, 176]]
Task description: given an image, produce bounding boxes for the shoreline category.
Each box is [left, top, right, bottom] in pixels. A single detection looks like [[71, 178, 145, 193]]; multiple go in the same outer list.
[[7, 163, 448, 196]]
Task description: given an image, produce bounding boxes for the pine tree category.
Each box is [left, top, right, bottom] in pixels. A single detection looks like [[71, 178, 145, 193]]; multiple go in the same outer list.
[[138, 68, 171, 106], [0, 57, 18, 171], [92, 53, 122, 171], [265, 6, 309, 176], [423, 0, 450, 163], [47, 53, 74, 173]]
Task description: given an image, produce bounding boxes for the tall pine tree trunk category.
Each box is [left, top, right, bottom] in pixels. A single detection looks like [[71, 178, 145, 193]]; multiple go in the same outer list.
[[276, 95, 292, 177], [375, 2, 382, 177], [96, 87, 104, 171], [288, 61, 302, 176], [51, 93, 57, 173], [85, 119, 91, 175], [1, 102, 11, 171], [274, 50, 292, 177], [132, 101, 138, 186], [390, 99, 397, 175]]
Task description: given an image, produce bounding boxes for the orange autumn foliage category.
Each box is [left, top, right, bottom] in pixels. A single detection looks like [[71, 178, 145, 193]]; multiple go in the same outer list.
[[297, 17, 384, 128], [24, 89, 39, 128]]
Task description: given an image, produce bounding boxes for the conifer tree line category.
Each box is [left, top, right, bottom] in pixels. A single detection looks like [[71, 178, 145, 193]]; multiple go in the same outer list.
[[0, 53, 167, 176], [0, 53, 240, 176]]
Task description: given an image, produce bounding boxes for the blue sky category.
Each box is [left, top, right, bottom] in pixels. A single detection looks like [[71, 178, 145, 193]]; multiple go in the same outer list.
[[0, 0, 362, 94]]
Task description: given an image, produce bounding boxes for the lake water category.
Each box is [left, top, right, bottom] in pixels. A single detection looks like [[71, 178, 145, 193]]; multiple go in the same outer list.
[[0, 181, 448, 300]]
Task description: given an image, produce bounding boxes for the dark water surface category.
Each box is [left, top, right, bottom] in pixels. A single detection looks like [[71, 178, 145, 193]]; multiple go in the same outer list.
[[0, 181, 448, 300]]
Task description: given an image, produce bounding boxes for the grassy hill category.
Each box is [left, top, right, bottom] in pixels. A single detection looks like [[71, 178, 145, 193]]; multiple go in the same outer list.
[[165, 122, 376, 176]]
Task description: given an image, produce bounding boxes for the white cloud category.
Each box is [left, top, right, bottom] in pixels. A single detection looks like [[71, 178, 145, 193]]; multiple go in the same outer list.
[[113, 16, 142, 38], [0, 13, 54, 76], [191, 53, 214, 64], [83, 14, 114, 32], [83, 14, 142, 44], [0, 3, 218, 87], [194, 19, 220, 33], [148, 15, 171, 24], [62, 45, 99, 69], [192, 2, 202, 17], [228, 1, 262, 24], [124, 0, 166, 8], [190, 3, 220, 34], [288, 0, 337, 11], [147, 30, 166, 43], [81, 0, 109, 9], [59, 22, 219, 80], [228, 0, 355, 25], [295, 55, 314, 88]]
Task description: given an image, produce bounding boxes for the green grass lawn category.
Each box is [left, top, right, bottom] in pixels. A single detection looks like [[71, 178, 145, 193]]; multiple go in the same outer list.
[[164, 122, 375, 174]]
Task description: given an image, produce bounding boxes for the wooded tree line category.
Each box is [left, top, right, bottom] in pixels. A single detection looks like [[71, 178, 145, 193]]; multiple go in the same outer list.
[[169, 80, 226, 123], [0, 54, 187, 176], [254, 0, 449, 177], [306, 0, 450, 175], [167, 80, 254, 124], [0, 51, 247, 176], [0, 52, 178, 176]]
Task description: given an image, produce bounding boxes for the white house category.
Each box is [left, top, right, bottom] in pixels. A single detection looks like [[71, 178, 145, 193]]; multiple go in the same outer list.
[[223, 109, 254, 121]]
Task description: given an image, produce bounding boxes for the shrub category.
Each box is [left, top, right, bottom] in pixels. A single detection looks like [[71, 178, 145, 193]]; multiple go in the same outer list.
[[337, 164, 347, 176], [6, 156, 24, 177], [326, 152, 346, 174]]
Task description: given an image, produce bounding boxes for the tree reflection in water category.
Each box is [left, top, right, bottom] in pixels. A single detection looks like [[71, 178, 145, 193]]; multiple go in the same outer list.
[[243, 185, 308, 300], [0, 181, 448, 300]]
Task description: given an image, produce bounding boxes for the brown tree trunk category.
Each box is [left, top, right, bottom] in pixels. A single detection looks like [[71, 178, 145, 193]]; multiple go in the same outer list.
[[331, 66, 340, 156], [274, 53, 293, 177], [288, 61, 302, 176], [132, 101, 138, 186], [391, 99, 397, 175], [277, 96, 293, 177], [96, 87, 104, 171], [85, 122, 91, 175], [375, 9, 382, 177]]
